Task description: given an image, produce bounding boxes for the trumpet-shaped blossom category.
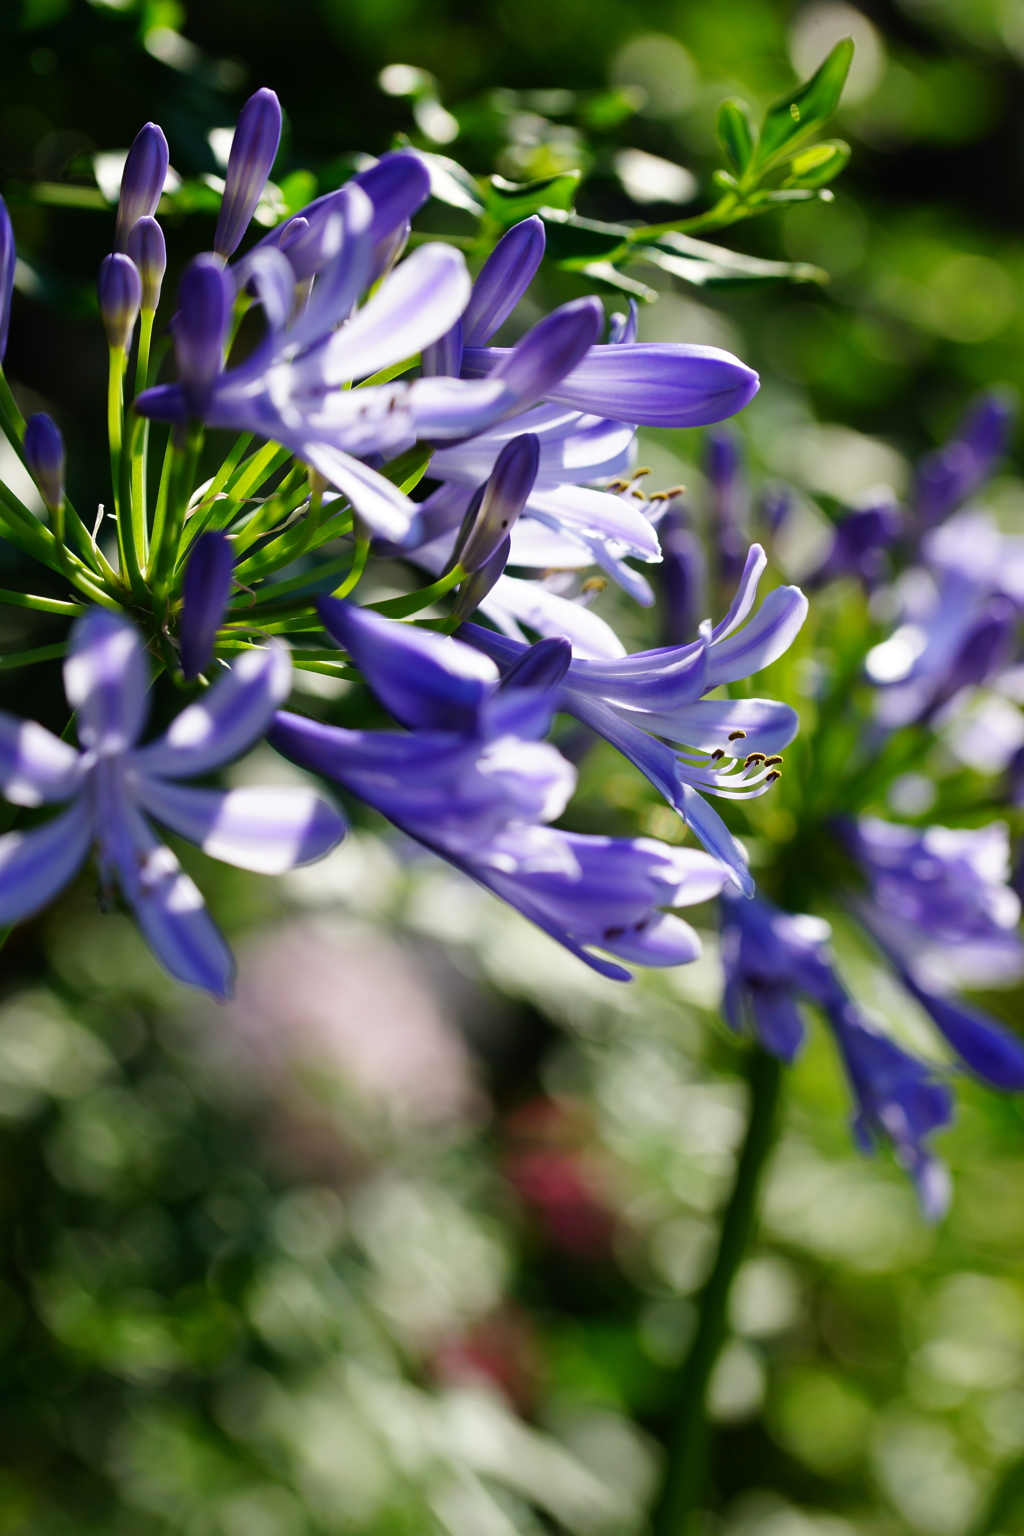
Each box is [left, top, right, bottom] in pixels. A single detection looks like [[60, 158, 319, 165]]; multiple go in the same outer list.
[[914, 391, 1014, 529], [269, 602, 728, 979], [720, 887, 953, 1217], [463, 543, 808, 894], [843, 815, 1024, 1090], [0, 611, 345, 998], [136, 201, 602, 544]]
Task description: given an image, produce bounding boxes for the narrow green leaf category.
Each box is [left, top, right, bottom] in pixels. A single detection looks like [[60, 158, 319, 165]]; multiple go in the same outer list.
[[784, 138, 851, 188], [379, 442, 434, 495], [0, 641, 68, 671], [0, 590, 85, 616], [753, 37, 855, 175], [541, 210, 632, 267], [717, 99, 758, 175], [635, 243, 826, 288], [485, 171, 581, 224]]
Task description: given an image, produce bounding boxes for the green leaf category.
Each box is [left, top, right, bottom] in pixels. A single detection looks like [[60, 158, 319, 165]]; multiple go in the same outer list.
[[578, 262, 658, 302], [541, 210, 632, 267], [485, 171, 581, 224], [380, 442, 434, 495], [752, 38, 855, 176], [717, 98, 758, 176], [278, 169, 318, 217], [784, 139, 851, 188], [415, 149, 485, 216], [580, 86, 644, 130], [636, 232, 826, 287]]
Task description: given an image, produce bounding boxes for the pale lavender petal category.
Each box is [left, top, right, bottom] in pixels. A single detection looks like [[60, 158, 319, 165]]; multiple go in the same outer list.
[[132, 643, 291, 779], [284, 183, 374, 353], [110, 799, 235, 998], [704, 585, 808, 687], [0, 796, 92, 924], [135, 779, 346, 873], [313, 243, 471, 386], [0, 713, 81, 805], [300, 444, 423, 544], [711, 543, 767, 641], [242, 246, 296, 334], [480, 575, 627, 660], [65, 609, 149, 755], [528, 485, 661, 561], [623, 697, 799, 755]]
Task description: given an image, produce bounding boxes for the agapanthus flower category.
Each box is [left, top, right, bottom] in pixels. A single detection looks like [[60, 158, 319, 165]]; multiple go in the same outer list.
[[463, 543, 807, 893], [720, 887, 954, 1217], [706, 426, 748, 585], [113, 121, 169, 254], [807, 492, 902, 591], [0, 610, 345, 997], [914, 390, 1014, 529], [270, 602, 729, 979], [843, 815, 1024, 1089], [213, 87, 283, 259], [658, 503, 707, 646]]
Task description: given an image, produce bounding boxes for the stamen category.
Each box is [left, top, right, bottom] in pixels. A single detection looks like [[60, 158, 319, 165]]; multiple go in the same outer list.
[[605, 479, 631, 493], [649, 485, 687, 502], [744, 752, 766, 766], [631, 489, 647, 500], [766, 769, 782, 783], [728, 730, 746, 741], [764, 755, 783, 766], [710, 748, 726, 761], [632, 467, 652, 479], [581, 576, 608, 593]]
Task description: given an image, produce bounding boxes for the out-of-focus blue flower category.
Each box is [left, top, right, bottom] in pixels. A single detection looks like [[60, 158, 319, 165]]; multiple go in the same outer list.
[[214, 88, 283, 259], [658, 504, 707, 645], [843, 815, 1024, 1089], [0, 610, 344, 997], [706, 426, 748, 584], [0, 196, 16, 362], [808, 493, 902, 590], [180, 532, 234, 681], [98, 253, 142, 351], [825, 991, 953, 1220], [914, 390, 1015, 528], [464, 543, 807, 894], [760, 483, 792, 538], [113, 122, 169, 253], [126, 215, 167, 313], [270, 603, 728, 979], [721, 886, 953, 1216], [24, 413, 65, 513]]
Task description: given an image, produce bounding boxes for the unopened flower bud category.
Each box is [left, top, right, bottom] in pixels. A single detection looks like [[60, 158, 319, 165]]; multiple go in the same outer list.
[[0, 196, 15, 362], [499, 635, 572, 692], [181, 531, 234, 680], [24, 413, 65, 512], [462, 216, 545, 347], [451, 535, 511, 624], [98, 252, 142, 351], [352, 149, 430, 246], [114, 122, 169, 253], [658, 505, 706, 646], [174, 254, 232, 417], [487, 297, 603, 414], [125, 216, 167, 312], [214, 87, 282, 259], [456, 433, 540, 573]]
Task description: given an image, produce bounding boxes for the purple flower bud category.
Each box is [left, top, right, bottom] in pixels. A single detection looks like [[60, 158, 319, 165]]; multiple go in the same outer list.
[[808, 496, 902, 591], [422, 317, 463, 379], [174, 255, 232, 417], [125, 215, 167, 312], [214, 88, 283, 259], [462, 216, 545, 347], [352, 149, 431, 246], [452, 535, 512, 624], [24, 413, 65, 512], [97, 252, 142, 351], [915, 390, 1016, 528], [0, 196, 15, 362], [498, 636, 572, 693], [658, 505, 707, 646], [493, 296, 604, 412], [114, 122, 169, 253], [457, 433, 540, 573], [706, 426, 748, 585], [180, 531, 234, 680]]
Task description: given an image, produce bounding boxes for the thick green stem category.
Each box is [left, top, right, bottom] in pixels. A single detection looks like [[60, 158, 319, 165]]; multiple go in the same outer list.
[[655, 1047, 782, 1536]]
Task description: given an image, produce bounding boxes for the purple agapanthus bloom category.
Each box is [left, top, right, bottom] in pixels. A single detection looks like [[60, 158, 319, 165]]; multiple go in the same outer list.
[[843, 815, 1024, 1090], [0, 610, 345, 998], [658, 503, 707, 646], [269, 602, 729, 980], [914, 391, 1015, 529], [136, 196, 603, 544], [808, 493, 902, 591], [706, 426, 748, 585], [462, 543, 808, 894], [720, 886, 954, 1217]]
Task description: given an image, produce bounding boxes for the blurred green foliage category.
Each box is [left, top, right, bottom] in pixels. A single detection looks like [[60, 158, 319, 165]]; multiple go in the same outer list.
[[5, 2, 1024, 1535]]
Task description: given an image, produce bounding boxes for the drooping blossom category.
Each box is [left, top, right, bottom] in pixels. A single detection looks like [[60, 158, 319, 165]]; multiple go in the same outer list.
[[463, 543, 807, 894], [0, 610, 345, 997], [269, 602, 729, 980], [720, 887, 953, 1217]]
